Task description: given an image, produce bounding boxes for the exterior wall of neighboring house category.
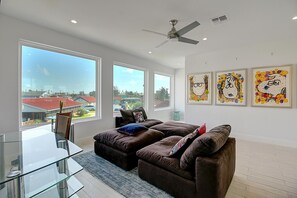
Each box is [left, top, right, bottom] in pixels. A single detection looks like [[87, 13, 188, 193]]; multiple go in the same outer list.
[[22, 104, 47, 123], [22, 104, 45, 113], [22, 104, 80, 123], [74, 97, 96, 106], [75, 98, 89, 105], [22, 99, 81, 123]]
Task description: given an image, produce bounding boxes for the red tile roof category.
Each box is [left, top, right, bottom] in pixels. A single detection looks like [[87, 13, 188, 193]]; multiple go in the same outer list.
[[76, 96, 96, 103], [113, 96, 122, 101], [22, 97, 81, 111]]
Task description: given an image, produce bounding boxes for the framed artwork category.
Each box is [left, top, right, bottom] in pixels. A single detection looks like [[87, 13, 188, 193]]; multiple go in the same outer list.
[[215, 69, 247, 106], [252, 65, 292, 108], [187, 72, 212, 104]]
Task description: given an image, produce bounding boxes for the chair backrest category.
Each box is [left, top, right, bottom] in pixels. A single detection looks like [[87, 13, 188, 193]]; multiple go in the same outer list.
[[55, 112, 72, 140]]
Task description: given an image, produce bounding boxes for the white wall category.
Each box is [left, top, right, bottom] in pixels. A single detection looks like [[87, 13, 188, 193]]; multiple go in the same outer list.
[[185, 38, 297, 147], [0, 14, 175, 141]]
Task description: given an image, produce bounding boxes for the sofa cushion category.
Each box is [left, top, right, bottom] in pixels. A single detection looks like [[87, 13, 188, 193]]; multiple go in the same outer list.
[[169, 123, 207, 157], [180, 124, 231, 170], [136, 136, 195, 180], [138, 119, 163, 128], [117, 123, 148, 135], [120, 109, 135, 123], [94, 128, 164, 153], [150, 121, 199, 137]]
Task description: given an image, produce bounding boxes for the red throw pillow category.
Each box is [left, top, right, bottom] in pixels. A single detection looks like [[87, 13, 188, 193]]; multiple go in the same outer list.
[[197, 123, 206, 135]]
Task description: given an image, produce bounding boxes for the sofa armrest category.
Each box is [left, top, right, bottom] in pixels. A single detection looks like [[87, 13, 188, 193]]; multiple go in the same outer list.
[[115, 117, 123, 128], [195, 137, 236, 198], [115, 116, 131, 128]]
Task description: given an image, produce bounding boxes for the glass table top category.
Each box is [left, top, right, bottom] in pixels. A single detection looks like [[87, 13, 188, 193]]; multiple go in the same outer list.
[[0, 126, 82, 185]]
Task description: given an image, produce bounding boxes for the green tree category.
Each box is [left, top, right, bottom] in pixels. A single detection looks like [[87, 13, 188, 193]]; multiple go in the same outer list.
[[155, 87, 169, 101], [89, 91, 96, 97], [125, 90, 134, 97], [76, 108, 88, 116], [113, 86, 120, 96], [129, 101, 143, 110]]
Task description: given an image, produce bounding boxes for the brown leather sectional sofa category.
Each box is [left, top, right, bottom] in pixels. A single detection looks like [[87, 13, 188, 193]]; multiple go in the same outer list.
[[94, 119, 199, 170], [137, 125, 235, 198], [94, 120, 235, 198]]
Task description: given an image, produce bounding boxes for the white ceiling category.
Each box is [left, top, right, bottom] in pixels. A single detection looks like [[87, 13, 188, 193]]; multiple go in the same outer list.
[[1, 0, 297, 68]]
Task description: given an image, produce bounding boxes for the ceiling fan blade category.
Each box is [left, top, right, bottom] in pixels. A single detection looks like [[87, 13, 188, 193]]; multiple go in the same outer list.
[[155, 40, 169, 48], [176, 21, 200, 36], [142, 29, 167, 37], [178, 37, 199, 45]]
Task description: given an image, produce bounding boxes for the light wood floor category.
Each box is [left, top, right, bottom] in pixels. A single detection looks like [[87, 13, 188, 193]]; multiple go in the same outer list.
[[75, 138, 297, 198]]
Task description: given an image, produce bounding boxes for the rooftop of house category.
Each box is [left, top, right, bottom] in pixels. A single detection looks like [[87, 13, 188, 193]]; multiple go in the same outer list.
[[75, 96, 96, 103], [22, 97, 81, 111]]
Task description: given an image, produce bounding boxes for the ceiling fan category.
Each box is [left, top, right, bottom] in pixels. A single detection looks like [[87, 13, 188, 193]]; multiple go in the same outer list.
[[143, 19, 200, 48]]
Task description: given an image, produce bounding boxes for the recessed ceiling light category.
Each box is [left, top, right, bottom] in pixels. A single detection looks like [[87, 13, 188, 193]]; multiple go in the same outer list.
[[292, 16, 297, 20], [203, 37, 207, 41], [148, 51, 152, 54], [70, 20, 78, 24]]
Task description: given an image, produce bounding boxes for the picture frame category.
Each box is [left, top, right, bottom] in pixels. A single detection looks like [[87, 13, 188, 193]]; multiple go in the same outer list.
[[215, 69, 247, 106], [252, 65, 292, 108], [187, 72, 212, 105]]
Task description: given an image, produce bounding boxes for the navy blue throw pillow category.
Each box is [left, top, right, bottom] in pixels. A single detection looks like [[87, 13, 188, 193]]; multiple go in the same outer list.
[[117, 123, 148, 135]]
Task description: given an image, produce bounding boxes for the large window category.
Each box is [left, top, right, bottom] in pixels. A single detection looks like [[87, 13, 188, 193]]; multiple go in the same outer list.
[[154, 73, 171, 109], [20, 42, 100, 127], [113, 64, 145, 116]]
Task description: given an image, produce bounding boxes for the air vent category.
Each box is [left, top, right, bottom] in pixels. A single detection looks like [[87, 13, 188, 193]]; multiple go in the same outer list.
[[211, 15, 228, 24]]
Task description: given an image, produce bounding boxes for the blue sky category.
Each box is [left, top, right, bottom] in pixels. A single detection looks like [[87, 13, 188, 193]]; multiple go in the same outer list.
[[22, 45, 96, 93], [114, 65, 171, 94], [113, 65, 144, 93], [22, 46, 170, 95], [154, 74, 171, 93]]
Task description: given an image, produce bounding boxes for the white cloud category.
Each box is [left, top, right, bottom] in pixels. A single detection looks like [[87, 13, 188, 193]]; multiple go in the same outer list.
[[129, 80, 137, 86], [38, 65, 50, 76], [43, 68, 50, 76], [124, 68, 134, 73]]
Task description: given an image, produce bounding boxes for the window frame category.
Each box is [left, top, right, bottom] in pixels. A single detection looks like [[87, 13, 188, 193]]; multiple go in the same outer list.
[[153, 72, 174, 111], [112, 62, 148, 117], [18, 40, 102, 130]]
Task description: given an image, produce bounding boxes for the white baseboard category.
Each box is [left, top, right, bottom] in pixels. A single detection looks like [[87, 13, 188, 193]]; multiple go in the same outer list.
[[231, 133, 297, 148]]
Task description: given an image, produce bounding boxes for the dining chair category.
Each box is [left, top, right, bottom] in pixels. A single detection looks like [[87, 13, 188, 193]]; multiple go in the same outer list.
[[55, 112, 72, 140]]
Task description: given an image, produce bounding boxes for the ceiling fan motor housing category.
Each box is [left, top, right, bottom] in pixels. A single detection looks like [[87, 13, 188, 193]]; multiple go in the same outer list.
[[168, 19, 179, 39], [168, 28, 178, 39]]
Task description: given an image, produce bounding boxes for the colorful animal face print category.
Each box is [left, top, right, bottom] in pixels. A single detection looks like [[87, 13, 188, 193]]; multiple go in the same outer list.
[[189, 74, 209, 102], [217, 72, 244, 104], [192, 75, 206, 96], [254, 69, 289, 105], [222, 75, 238, 99], [257, 74, 286, 97]]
